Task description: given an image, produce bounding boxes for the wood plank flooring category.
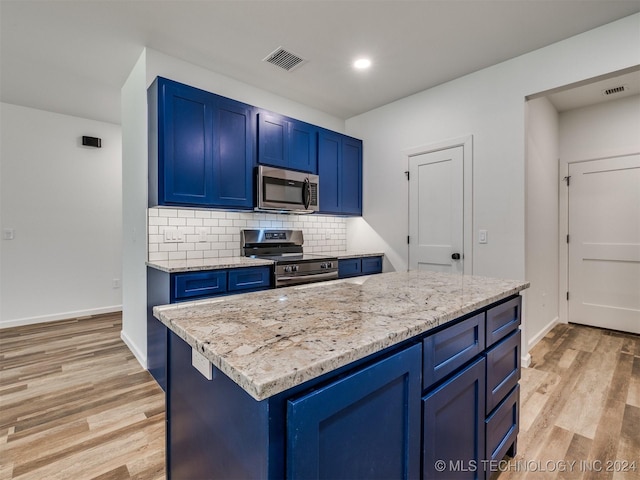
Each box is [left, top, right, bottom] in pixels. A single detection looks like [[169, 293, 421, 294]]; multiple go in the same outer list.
[[1, 314, 638, 479], [0, 313, 165, 480], [498, 323, 640, 480]]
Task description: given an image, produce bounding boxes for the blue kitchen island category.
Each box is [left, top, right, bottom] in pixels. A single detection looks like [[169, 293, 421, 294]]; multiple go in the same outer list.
[[153, 270, 529, 479]]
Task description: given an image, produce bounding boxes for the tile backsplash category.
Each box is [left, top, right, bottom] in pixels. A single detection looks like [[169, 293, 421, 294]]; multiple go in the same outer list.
[[148, 207, 347, 262]]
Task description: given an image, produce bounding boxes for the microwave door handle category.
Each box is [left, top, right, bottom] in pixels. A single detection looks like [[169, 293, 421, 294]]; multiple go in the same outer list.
[[303, 178, 311, 210]]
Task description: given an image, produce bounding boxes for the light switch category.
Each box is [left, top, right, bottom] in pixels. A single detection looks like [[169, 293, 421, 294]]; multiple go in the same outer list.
[[479, 229, 488, 244], [3, 228, 15, 240]]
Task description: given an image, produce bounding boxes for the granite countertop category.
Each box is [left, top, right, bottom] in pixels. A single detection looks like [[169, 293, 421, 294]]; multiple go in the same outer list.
[[316, 250, 385, 259], [153, 270, 529, 401], [146, 257, 274, 273], [146, 251, 384, 273]]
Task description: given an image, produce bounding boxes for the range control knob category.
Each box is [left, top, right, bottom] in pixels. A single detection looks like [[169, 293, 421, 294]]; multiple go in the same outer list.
[[292, 265, 299, 272], [283, 266, 292, 273]]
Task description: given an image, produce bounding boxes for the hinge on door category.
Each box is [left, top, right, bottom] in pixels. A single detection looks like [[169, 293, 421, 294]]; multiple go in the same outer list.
[[563, 175, 571, 186], [566, 234, 569, 244], [404, 171, 410, 181], [566, 292, 570, 301], [407, 235, 410, 244]]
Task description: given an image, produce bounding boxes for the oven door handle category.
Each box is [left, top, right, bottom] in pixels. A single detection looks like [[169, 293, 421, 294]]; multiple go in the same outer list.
[[277, 272, 338, 282]]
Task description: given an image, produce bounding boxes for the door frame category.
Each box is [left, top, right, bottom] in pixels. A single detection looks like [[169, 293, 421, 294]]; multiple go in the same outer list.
[[404, 135, 474, 275], [559, 150, 640, 325]]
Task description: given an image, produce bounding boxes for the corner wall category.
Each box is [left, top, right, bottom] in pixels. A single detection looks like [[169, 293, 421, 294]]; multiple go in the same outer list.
[[0, 103, 122, 327], [345, 14, 640, 358], [524, 97, 560, 353]]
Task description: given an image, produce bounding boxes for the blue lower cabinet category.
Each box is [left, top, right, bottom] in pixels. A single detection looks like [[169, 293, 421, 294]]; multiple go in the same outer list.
[[485, 330, 521, 414], [173, 271, 227, 301], [228, 266, 271, 292], [338, 256, 383, 278], [338, 258, 361, 278], [423, 312, 485, 390], [167, 331, 271, 480], [147, 265, 272, 391], [287, 343, 422, 479], [361, 256, 382, 275], [423, 357, 486, 480], [485, 385, 520, 473]]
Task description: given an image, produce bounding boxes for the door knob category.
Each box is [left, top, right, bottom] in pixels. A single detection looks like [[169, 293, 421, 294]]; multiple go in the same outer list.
[[451, 253, 461, 260]]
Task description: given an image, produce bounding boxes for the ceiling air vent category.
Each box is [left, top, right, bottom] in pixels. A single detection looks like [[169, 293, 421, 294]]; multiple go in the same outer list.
[[263, 47, 307, 72], [602, 85, 628, 96]]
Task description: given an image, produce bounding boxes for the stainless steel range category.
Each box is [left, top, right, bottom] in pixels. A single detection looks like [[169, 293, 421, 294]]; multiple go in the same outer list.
[[241, 229, 338, 287]]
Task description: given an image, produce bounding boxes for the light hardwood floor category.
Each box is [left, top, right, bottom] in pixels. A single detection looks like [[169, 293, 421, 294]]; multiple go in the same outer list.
[[499, 323, 640, 480], [0, 313, 165, 480], [1, 314, 638, 480]]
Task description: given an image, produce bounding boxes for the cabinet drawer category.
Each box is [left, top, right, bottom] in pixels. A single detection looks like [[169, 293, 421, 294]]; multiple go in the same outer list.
[[486, 385, 519, 468], [173, 271, 227, 301], [486, 296, 521, 347], [423, 313, 485, 390], [361, 256, 382, 275], [338, 258, 361, 278], [486, 330, 521, 415], [228, 267, 271, 292]]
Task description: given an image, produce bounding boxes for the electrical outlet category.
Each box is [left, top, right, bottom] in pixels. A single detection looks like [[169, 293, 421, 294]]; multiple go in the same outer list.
[[198, 228, 208, 242], [164, 229, 184, 243], [3, 228, 15, 240], [192, 348, 213, 380], [112, 278, 121, 289], [479, 229, 488, 244]]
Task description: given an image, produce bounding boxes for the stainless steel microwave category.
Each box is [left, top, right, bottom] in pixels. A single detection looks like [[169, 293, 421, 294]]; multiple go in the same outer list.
[[256, 165, 319, 213]]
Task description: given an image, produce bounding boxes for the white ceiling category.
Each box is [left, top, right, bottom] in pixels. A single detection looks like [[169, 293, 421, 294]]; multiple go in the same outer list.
[[1, 1, 639, 125]]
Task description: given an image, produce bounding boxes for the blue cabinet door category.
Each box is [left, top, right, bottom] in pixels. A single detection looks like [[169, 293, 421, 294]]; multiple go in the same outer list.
[[338, 258, 361, 278], [287, 343, 422, 479], [361, 256, 383, 274], [318, 129, 362, 215], [257, 112, 288, 169], [341, 136, 362, 215], [318, 130, 342, 214], [213, 98, 254, 208], [289, 120, 317, 173], [158, 79, 215, 206], [150, 77, 254, 209], [423, 357, 486, 480], [258, 113, 318, 173]]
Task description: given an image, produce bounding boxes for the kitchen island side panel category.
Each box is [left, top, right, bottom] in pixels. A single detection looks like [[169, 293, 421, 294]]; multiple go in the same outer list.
[[167, 330, 272, 479]]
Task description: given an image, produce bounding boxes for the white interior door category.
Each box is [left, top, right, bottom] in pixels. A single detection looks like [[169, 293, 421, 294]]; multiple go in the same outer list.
[[568, 154, 640, 334], [409, 146, 464, 273]]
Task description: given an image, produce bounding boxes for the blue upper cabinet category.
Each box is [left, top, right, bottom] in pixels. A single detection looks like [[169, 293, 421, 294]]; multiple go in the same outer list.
[[318, 129, 363, 215], [257, 112, 317, 173], [214, 98, 254, 207], [148, 77, 254, 209]]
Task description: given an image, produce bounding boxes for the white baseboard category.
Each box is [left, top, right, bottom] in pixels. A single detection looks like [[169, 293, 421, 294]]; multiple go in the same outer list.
[[0, 305, 122, 329], [120, 330, 147, 370], [528, 316, 560, 350], [521, 353, 532, 368]]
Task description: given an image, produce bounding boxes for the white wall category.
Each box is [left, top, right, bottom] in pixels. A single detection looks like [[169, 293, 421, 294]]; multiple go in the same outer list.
[[345, 14, 640, 358], [557, 94, 640, 325], [524, 97, 559, 353], [121, 48, 347, 366], [0, 103, 122, 327]]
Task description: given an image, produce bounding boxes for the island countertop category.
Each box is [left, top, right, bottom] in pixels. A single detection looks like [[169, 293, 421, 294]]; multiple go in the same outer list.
[[153, 270, 529, 401]]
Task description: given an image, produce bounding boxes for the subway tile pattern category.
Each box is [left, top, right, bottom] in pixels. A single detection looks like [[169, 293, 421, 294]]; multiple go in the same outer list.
[[148, 207, 347, 262]]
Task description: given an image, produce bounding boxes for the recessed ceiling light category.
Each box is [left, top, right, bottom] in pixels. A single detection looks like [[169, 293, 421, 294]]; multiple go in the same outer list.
[[353, 58, 372, 70]]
